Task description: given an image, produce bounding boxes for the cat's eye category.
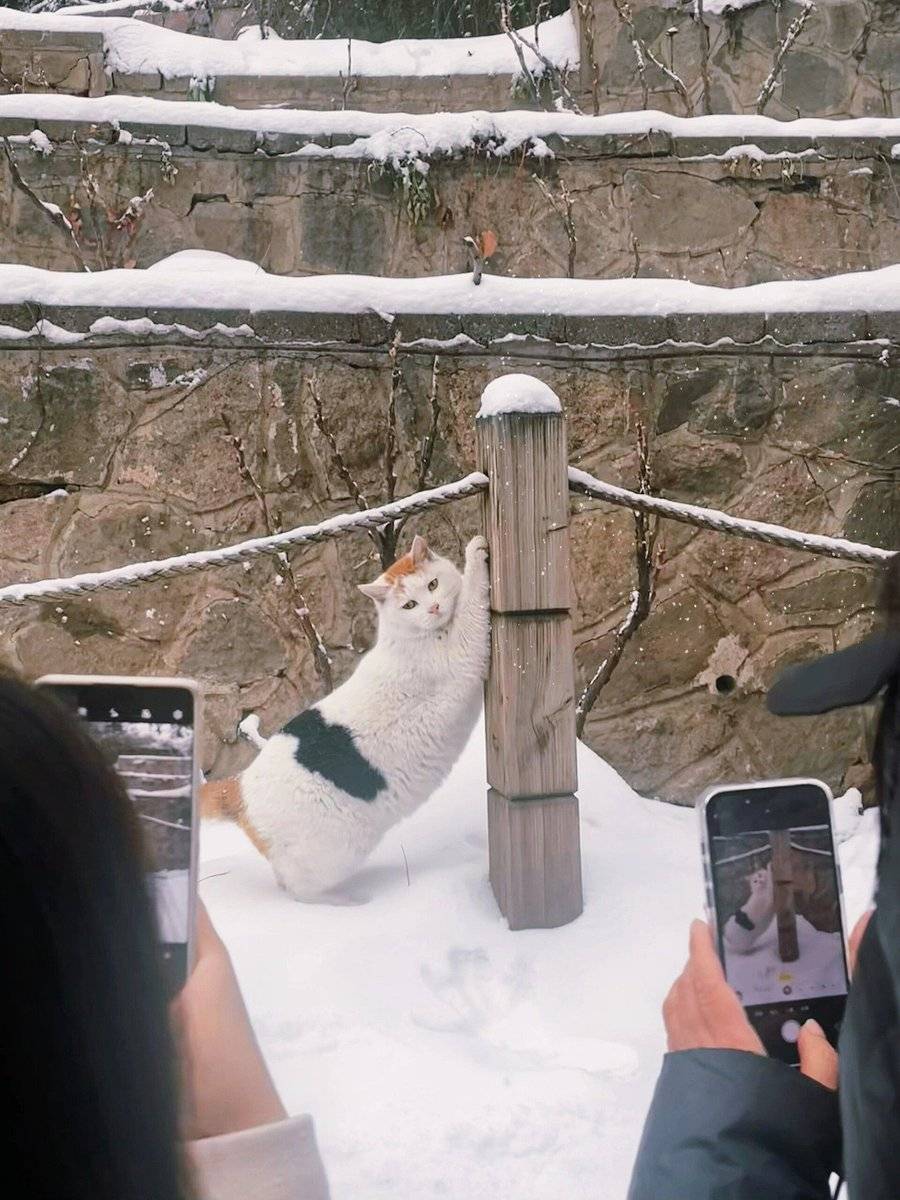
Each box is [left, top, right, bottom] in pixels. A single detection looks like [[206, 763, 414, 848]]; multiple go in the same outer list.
[[402, 599, 417, 610], [428, 579, 438, 592]]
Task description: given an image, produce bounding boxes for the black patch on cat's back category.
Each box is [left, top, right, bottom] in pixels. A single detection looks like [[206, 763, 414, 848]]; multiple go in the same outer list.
[[282, 708, 386, 802], [734, 908, 755, 931]]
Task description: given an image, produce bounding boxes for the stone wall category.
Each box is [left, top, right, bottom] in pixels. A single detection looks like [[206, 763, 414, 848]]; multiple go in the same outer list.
[[2, 120, 899, 283], [2, 1, 898, 117], [1, 311, 897, 802], [575, 0, 899, 120]]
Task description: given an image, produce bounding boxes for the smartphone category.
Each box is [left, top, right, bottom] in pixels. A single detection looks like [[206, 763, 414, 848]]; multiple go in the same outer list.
[[699, 778, 849, 1064], [37, 674, 200, 997]]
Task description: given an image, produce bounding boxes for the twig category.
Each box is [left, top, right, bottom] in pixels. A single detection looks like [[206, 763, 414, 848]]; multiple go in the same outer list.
[[379, 334, 403, 568], [574, 0, 601, 115], [756, 1, 815, 114], [533, 173, 577, 277], [499, 0, 543, 106], [306, 376, 370, 512], [339, 37, 357, 110], [395, 357, 442, 543], [611, 0, 694, 116], [575, 420, 658, 735], [500, 0, 583, 113], [695, 0, 712, 116], [3, 138, 90, 272], [221, 411, 333, 693]]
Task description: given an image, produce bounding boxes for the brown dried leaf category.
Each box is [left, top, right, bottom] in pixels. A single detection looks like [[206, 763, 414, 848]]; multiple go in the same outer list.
[[478, 229, 498, 259]]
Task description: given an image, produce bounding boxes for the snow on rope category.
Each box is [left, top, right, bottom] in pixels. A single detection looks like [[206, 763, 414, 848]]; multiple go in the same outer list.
[[568, 467, 894, 568], [0, 473, 488, 608]]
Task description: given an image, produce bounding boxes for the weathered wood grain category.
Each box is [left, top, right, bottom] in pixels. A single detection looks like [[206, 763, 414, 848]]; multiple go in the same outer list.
[[488, 789, 583, 930], [485, 612, 578, 799], [476, 412, 571, 614]]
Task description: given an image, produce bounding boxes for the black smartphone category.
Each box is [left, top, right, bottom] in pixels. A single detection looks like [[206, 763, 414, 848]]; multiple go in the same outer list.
[[699, 778, 849, 1064], [37, 674, 200, 997]]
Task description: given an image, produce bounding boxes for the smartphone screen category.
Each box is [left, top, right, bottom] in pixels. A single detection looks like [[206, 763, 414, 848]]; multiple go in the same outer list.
[[38, 676, 198, 997], [703, 780, 849, 1062]]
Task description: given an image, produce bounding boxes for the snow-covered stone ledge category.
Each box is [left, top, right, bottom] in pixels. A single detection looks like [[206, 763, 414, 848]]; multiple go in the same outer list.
[[2, 94, 900, 162], [0, 7, 577, 112], [0, 255, 897, 356]]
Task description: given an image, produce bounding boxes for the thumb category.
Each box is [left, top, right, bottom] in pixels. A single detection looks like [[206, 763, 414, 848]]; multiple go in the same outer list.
[[797, 1019, 838, 1091]]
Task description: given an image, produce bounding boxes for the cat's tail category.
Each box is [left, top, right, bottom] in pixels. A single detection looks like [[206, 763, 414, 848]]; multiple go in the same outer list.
[[200, 776, 243, 822]]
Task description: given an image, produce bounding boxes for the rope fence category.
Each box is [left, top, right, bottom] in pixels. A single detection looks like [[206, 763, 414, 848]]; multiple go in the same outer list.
[[568, 466, 894, 568], [0, 462, 893, 610], [0, 473, 488, 608]]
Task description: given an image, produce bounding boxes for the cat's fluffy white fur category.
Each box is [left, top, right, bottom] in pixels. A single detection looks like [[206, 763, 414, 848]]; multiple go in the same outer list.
[[722, 863, 775, 954], [232, 534, 490, 900]]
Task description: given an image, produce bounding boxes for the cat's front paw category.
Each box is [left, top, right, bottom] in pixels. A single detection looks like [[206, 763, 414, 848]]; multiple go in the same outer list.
[[465, 535, 489, 570]]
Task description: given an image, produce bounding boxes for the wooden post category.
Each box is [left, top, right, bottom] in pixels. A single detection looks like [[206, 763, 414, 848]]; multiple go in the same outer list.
[[476, 382, 583, 930], [770, 831, 799, 963]]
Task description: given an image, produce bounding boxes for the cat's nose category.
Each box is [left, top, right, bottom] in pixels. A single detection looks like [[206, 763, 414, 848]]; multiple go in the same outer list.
[[429, 603, 440, 615]]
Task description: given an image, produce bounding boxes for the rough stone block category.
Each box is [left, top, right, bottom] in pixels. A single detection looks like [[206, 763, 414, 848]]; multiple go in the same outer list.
[[120, 121, 187, 146], [186, 125, 260, 153], [563, 314, 668, 347], [259, 131, 329, 156], [0, 117, 36, 136], [666, 312, 766, 346], [867, 311, 900, 341], [766, 311, 868, 344], [111, 70, 164, 93], [0, 29, 103, 51]]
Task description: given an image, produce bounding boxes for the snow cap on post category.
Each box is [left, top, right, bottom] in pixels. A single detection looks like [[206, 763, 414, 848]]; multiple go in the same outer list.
[[477, 373, 562, 419]]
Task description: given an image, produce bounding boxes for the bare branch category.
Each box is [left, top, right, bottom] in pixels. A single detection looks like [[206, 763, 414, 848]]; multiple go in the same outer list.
[[500, 1, 583, 113], [573, 0, 601, 115], [498, 0, 543, 106], [306, 375, 370, 512], [395, 356, 442, 544], [3, 137, 90, 272], [611, 0, 694, 116], [221, 411, 333, 693], [576, 420, 658, 735], [533, 173, 577, 278], [695, 0, 712, 116], [756, 1, 815, 114]]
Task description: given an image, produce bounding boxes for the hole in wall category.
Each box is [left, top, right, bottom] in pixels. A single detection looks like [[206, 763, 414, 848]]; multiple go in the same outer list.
[[715, 674, 737, 696]]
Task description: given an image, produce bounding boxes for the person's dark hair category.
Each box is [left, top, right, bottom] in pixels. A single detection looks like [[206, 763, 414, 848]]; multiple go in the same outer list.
[[0, 674, 187, 1200]]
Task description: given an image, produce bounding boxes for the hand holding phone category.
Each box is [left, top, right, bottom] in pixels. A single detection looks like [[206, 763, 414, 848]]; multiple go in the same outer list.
[[664, 920, 839, 1089], [699, 779, 849, 1065], [37, 675, 200, 996]]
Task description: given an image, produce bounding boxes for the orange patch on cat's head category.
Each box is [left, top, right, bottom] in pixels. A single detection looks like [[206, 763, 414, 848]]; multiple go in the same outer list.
[[384, 553, 418, 583]]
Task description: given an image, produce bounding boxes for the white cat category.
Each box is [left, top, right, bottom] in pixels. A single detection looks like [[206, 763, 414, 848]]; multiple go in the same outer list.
[[722, 863, 775, 954], [202, 534, 490, 899]]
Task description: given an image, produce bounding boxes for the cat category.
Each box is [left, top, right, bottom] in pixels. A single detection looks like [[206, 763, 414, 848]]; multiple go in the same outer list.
[[722, 863, 775, 954], [201, 534, 490, 900]]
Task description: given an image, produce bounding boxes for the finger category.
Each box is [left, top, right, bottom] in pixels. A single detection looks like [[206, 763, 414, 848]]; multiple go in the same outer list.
[[686, 919, 764, 1054], [848, 909, 873, 977], [797, 1019, 838, 1091]]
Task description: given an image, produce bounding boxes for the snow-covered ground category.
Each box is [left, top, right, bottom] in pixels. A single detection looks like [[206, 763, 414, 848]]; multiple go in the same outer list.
[[0, 7, 578, 79], [199, 719, 878, 1200]]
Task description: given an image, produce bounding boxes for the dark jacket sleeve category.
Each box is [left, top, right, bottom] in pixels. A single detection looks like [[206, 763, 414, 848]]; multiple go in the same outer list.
[[628, 1049, 840, 1200]]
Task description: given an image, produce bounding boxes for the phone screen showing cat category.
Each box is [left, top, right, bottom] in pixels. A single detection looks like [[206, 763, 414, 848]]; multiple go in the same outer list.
[[706, 782, 849, 1059], [47, 682, 196, 997]]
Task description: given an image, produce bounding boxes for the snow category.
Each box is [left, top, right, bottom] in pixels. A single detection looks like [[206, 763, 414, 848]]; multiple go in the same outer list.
[[0, 8, 578, 79], [2, 252, 900, 321], [478, 374, 562, 418], [199, 717, 879, 1200], [2, 93, 900, 156]]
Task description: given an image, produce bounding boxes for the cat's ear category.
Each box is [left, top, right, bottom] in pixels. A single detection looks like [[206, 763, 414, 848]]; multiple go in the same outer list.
[[358, 581, 391, 604], [410, 534, 433, 566]]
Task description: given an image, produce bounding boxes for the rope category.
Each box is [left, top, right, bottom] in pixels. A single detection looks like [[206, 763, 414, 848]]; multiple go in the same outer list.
[[568, 466, 894, 567], [0, 473, 488, 608]]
